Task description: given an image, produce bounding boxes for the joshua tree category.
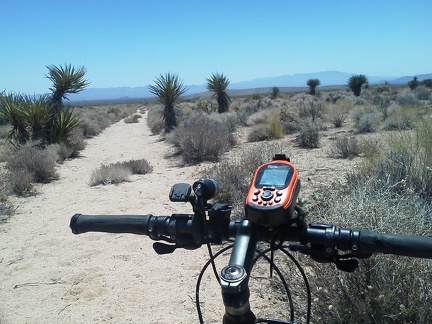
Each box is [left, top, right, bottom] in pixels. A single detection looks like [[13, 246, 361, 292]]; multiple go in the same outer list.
[[148, 73, 187, 132], [271, 86, 280, 99], [408, 76, 419, 90], [206, 72, 231, 113], [45, 64, 89, 113], [348, 74, 368, 96], [306, 79, 321, 95]]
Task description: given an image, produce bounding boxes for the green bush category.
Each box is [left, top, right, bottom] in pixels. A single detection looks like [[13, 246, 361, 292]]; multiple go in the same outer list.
[[169, 113, 235, 164]]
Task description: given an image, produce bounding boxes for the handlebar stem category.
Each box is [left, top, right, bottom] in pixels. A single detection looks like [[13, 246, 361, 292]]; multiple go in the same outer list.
[[220, 219, 258, 324]]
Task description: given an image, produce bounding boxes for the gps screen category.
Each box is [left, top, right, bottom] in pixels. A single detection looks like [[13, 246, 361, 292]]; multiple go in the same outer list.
[[256, 163, 293, 188]]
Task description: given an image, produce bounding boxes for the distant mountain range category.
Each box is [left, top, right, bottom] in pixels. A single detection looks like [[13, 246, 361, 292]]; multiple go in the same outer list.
[[68, 71, 432, 102]]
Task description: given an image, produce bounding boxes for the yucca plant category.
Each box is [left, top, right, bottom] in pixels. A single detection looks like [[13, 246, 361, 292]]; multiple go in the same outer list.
[[206, 72, 231, 113], [0, 94, 29, 145], [348, 74, 368, 96], [22, 95, 52, 142], [306, 78, 321, 95], [148, 73, 187, 132], [45, 64, 89, 113], [48, 108, 83, 144]]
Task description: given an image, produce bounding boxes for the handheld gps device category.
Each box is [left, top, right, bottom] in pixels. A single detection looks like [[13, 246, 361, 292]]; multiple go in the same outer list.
[[245, 154, 300, 227]]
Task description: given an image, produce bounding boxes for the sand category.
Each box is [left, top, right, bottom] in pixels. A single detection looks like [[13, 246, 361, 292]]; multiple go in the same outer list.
[[0, 110, 357, 323]]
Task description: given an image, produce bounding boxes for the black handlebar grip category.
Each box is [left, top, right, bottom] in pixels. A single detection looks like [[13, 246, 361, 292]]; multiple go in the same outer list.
[[70, 214, 153, 235], [359, 230, 432, 259]]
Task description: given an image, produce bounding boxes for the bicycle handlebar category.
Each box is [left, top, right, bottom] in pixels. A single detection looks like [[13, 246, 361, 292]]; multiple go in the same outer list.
[[70, 213, 432, 259]]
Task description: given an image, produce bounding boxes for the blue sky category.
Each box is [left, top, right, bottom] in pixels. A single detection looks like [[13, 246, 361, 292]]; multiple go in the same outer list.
[[1, 0, 431, 94]]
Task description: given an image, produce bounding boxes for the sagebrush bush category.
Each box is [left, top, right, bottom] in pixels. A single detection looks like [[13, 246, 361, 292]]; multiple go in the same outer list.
[[296, 121, 320, 148], [146, 106, 165, 135], [115, 159, 153, 174], [5, 169, 34, 196], [169, 113, 235, 164], [382, 106, 414, 131], [89, 164, 131, 186], [5, 142, 59, 185], [414, 85, 431, 100], [351, 106, 382, 133], [298, 98, 324, 122], [124, 114, 142, 124], [247, 111, 284, 142], [328, 135, 361, 159], [396, 89, 420, 106], [89, 158, 153, 186]]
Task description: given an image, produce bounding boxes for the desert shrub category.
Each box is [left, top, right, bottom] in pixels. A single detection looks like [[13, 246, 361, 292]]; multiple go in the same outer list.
[[170, 113, 235, 164], [382, 106, 414, 131], [327, 99, 353, 128], [328, 135, 361, 159], [146, 106, 165, 135], [204, 141, 291, 209], [329, 112, 347, 128], [247, 124, 272, 142], [0, 175, 14, 217], [89, 164, 131, 186], [280, 106, 301, 134], [396, 89, 420, 106], [414, 85, 431, 100], [247, 111, 284, 142], [308, 181, 432, 323], [89, 158, 153, 186], [359, 120, 432, 199], [298, 99, 324, 122], [5, 142, 59, 185], [375, 83, 390, 93], [209, 112, 239, 133], [351, 106, 382, 133], [247, 110, 269, 126], [115, 159, 153, 175], [78, 110, 120, 137], [306, 126, 432, 321], [296, 121, 320, 148], [124, 114, 142, 124]]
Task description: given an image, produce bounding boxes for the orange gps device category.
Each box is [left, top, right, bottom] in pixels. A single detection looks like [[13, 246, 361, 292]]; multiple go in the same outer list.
[[245, 154, 300, 227]]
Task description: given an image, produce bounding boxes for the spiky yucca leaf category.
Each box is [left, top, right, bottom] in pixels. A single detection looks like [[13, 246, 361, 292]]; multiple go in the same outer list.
[[46, 64, 89, 112], [48, 108, 82, 144], [0, 94, 30, 145]]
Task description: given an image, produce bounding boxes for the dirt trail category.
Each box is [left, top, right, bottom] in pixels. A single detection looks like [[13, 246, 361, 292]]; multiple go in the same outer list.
[[0, 111, 358, 323], [0, 111, 215, 323]]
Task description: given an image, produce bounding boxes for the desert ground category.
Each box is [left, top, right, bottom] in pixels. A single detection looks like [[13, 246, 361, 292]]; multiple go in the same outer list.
[[0, 109, 358, 323]]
